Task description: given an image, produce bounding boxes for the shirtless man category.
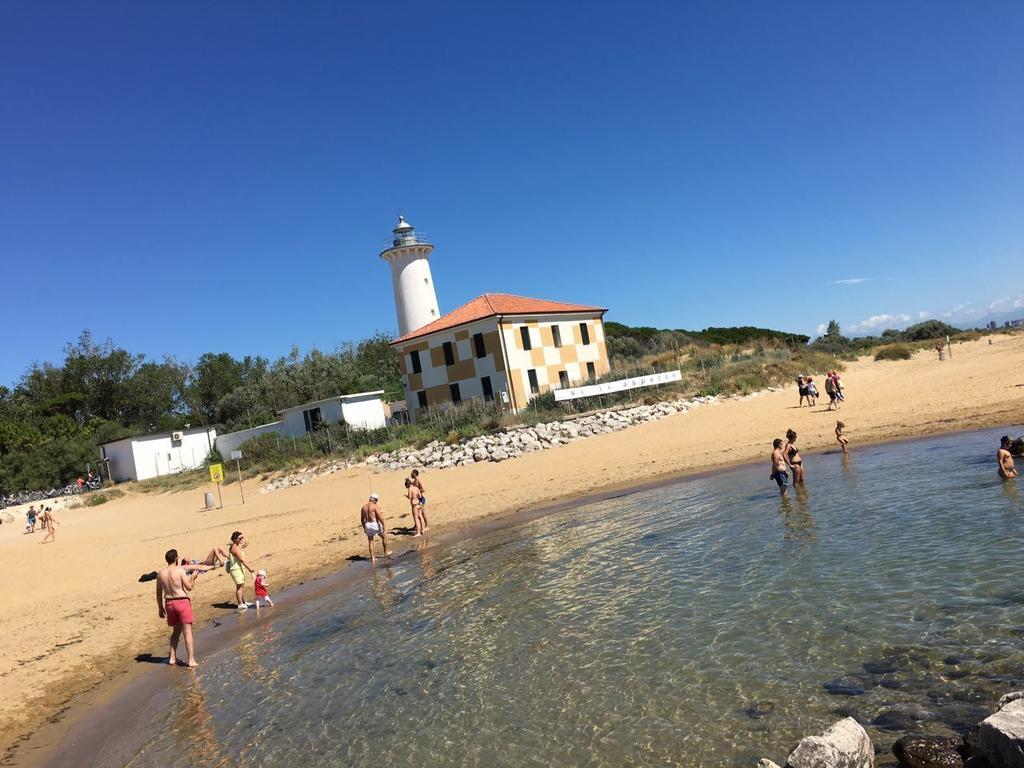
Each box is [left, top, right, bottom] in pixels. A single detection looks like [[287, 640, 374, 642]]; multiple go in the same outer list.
[[40, 508, 58, 543], [410, 469, 429, 531], [770, 438, 789, 497], [405, 478, 425, 536], [360, 493, 391, 564], [998, 436, 1018, 480], [156, 549, 199, 667]]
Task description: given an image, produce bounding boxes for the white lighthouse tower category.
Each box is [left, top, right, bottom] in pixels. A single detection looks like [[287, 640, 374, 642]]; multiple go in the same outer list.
[[380, 215, 440, 337]]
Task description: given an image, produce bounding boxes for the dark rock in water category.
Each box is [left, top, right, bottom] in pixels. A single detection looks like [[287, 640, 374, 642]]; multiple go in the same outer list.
[[937, 703, 995, 735], [1009, 436, 1023, 457], [825, 677, 867, 696], [892, 735, 963, 768], [944, 655, 964, 666], [745, 701, 776, 720], [881, 676, 904, 690], [830, 705, 866, 723], [872, 703, 939, 731], [866, 659, 903, 675]]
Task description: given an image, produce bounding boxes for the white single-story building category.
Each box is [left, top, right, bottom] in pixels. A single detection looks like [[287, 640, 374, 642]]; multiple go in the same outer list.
[[99, 427, 218, 483], [279, 391, 386, 434], [215, 391, 387, 457]]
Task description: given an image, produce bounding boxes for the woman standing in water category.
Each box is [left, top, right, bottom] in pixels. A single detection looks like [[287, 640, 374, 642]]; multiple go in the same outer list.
[[785, 429, 804, 485]]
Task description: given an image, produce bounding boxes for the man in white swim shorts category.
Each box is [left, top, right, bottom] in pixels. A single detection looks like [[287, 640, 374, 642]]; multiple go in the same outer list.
[[360, 493, 391, 564]]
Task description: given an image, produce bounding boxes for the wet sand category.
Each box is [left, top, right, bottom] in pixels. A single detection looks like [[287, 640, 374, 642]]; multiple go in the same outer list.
[[2, 333, 1023, 762]]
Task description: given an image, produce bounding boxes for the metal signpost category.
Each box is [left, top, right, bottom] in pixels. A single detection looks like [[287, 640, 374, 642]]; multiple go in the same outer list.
[[231, 450, 245, 505], [208, 463, 224, 509]]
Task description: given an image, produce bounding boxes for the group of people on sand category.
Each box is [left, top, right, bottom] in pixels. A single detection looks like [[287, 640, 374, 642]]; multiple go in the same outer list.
[[154, 530, 274, 668], [360, 469, 430, 564], [24, 505, 58, 542], [796, 371, 845, 410]]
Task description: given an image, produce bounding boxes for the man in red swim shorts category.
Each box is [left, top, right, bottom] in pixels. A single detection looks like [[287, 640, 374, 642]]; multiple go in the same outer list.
[[156, 549, 199, 667]]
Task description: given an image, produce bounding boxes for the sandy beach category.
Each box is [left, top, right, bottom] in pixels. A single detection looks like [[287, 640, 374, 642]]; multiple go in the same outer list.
[[2, 333, 1023, 760]]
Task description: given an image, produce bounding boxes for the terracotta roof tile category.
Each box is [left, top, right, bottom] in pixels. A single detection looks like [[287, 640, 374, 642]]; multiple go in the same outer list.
[[391, 293, 606, 344]]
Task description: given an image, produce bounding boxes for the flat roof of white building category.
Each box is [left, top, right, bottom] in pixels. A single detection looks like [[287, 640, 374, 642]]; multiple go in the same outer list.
[[277, 391, 385, 414]]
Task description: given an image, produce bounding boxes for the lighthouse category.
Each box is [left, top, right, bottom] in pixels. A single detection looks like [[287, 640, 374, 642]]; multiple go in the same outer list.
[[380, 215, 440, 337]]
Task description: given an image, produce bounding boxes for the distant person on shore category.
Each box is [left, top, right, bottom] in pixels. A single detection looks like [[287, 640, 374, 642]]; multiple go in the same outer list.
[[26, 506, 37, 533], [796, 375, 808, 407], [806, 377, 819, 407], [40, 508, 58, 543], [835, 422, 849, 454], [410, 469, 429, 532], [998, 436, 1018, 480], [156, 548, 199, 667], [225, 531, 256, 610], [770, 439, 789, 497], [830, 371, 845, 403], [253, 570, 274, 609], [360, 493, 391, 563], [405, 478, 425, 536], [785, 429, 804, 485], [825, 374, 839, 410]]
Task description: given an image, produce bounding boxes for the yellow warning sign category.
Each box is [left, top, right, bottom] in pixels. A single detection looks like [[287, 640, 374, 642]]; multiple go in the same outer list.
[[208, 463, 224, 483]]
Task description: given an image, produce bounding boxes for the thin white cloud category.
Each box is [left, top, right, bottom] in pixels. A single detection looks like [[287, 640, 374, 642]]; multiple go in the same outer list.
[[830, 278, 872, 285], [918, 311, 930, 319], [847, 313, 912, 335], [815, 323, 827, 337]]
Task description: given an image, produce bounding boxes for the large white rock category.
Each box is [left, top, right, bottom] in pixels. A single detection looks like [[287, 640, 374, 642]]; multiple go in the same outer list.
[[970, 694, 1024, 768], [786, 717, 874, 768]]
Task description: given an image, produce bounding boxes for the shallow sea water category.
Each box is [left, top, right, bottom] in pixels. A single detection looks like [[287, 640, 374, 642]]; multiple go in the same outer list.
[[109, 428, 1023, 767]]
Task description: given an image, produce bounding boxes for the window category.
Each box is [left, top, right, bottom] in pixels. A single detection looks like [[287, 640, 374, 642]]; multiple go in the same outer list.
[[586, 362, 596, 380], [579, 322, 590, 345], [552, 325, 562, 348], [450, 383, 461, 404], [558, 370, 569, 388], [520, 326, 532, 350], [473, 332, 486, 359], [527, 369, 539, 394], [443, 341, 455, 366], [410, 350, 422, 375], [303, 407, 322, 432], [417, 391, 428, 409], [481, 376, 493, 402]]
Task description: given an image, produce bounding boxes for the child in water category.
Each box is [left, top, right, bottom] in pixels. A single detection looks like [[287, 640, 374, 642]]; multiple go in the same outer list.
[[835, 421, 849, 454], [254, 569, 274, 610]]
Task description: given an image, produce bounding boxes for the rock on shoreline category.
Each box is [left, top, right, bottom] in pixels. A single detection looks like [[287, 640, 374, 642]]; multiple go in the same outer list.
[[260, 395, 724, 494]]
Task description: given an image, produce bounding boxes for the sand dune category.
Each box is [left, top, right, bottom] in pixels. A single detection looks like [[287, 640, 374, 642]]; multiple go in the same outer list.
[[1, 333, 1023, 757]]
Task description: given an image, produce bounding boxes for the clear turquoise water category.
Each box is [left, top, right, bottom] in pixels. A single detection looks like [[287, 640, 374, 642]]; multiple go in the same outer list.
[[106, 428, 1023, 767]]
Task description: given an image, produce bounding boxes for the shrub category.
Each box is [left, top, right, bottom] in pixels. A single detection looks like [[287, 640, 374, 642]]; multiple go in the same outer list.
[[874, 344, 913, 361], [84, 488, 125, 506]]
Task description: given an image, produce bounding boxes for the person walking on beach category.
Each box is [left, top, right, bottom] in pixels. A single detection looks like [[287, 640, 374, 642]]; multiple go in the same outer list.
[[26, 506, 37, 533], [998, 436, 1018, 480], [824, 374, 839, 410], [410, 469, 429, 532], [156, 548, 199, 667], [785, 429, 804, 485], [805, 377, 819, 407], [253, 570, 274, 609], [225, 531, 256, 610], [405, 478, 425, 536], [770, 439, 789, 497], [360, 493, 391, 564], [796, 375, 808, 407], [835, 421, 849, 454], [40, 508, 58, 543]]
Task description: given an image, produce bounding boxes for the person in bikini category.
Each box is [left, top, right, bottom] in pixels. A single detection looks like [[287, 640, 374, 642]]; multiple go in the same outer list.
[[410, 469, 429, 531], [785, 429, 804, 485], [405, 478, 425, 536], [998, 436, 1018, 480], [156, 548, 199, 667], [360, 493, 391, 564], [770, 439, 789, 497]]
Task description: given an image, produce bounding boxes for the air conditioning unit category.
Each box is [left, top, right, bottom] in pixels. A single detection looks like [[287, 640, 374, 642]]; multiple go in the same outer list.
[[171, 431, 184, 441]]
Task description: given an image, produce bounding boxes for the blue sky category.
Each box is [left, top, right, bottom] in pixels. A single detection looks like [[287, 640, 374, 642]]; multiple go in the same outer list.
[[2, 1, 1021, 385]]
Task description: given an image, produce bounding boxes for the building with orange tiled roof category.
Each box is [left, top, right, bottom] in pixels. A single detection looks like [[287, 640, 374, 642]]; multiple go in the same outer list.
[[380, 216, 610, 420]]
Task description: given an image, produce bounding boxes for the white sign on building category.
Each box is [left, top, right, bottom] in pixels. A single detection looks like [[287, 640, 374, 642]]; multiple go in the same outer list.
[[554, 370, 682, 402]]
